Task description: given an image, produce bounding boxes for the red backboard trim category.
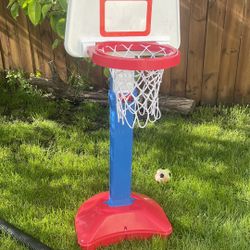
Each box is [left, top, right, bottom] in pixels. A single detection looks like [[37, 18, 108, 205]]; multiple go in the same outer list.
[[100, 0, 152, 37]]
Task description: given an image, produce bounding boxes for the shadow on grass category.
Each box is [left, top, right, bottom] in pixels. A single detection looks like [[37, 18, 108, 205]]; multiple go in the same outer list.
[[133, 117, 249, 196], [0, 75, 109, 131], [131, 117, 249, 249], [0, 74, 249, 249], [0, 113, 248, 248]]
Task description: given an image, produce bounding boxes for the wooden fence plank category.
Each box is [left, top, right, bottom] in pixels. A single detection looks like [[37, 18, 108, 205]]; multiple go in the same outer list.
[[234, 1, 250, 104], [160, 71, 171, 95], [15, 11, 34, 73], [91, 65, 105, 89], [28, 22, 45, 74], [39, 20, 54, 78], [217, 0, 245, 105], [71, 57, 105, 89], [65, 55, 78, 79], [0, 1, 4, 69], [0, 1, 250, 104], [3, 0, 23, 69], [170, 0, 191, 97], [66, 55, 106, 89], [0, 0, 12, 69], [186, 0, 208, 104], [52, 35, 68, 82], [201, 0, 227, 105], [0, 44, 3, 69]]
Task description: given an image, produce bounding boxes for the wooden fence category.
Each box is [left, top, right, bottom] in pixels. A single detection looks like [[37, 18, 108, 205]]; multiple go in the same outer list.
[[0, 0, 250, 105]]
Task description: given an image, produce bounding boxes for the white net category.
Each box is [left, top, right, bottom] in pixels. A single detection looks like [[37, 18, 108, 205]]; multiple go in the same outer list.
[[97, 43, 176, 128], [110, 68, 163, 128]]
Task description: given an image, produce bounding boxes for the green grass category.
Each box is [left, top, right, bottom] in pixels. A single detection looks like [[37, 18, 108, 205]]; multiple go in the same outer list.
[[0, 71, 249, 250]]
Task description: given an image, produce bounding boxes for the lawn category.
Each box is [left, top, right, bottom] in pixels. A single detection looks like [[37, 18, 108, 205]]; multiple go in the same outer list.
[[0, 72, 249, 250]]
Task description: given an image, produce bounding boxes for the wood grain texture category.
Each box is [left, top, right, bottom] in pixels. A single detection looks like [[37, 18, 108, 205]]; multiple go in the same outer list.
[[0, 45, 3, 69], [0, 1, 4, 69], [3, 1, 22, 69], [28, 22, 45, 74], [170, 0, 191, 97], [16, 11, 34, 73], [234, 0, 250, 104], [202, 0, 227, 105], [0, 0, 12, 69], [65, 54, 79, 79], [218, 0, 245, 104], [52, 35, 68, 82], [0, 1, 250, 104], [186, 0, 208, 104], [39, 20, 54, 77], [160, 71, 171, 95]]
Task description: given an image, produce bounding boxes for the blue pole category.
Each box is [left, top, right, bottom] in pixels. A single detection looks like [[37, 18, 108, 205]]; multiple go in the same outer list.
[[107, 78, 134, 207]]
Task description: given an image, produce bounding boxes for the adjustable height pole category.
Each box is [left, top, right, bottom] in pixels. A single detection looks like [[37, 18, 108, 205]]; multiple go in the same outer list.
[[107, 79, 134, 207]]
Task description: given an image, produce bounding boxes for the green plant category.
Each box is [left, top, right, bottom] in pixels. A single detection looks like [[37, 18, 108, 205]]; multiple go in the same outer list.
[[4, 70, 32, 93], [68, 58, 102, 91], [8, 0, 67, 40], [68, 71, 93, 92]]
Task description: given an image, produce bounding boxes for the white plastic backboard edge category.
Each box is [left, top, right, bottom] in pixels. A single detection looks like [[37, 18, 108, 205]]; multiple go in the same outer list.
[[65, 0, 181, 58]]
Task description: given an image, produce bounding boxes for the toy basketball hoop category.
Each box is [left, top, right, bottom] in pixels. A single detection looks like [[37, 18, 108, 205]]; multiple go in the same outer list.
[[65, 0, 181, 249], [89, 41, 180, 128]]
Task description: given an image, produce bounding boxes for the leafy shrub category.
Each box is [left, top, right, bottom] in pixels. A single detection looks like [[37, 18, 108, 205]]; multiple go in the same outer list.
[[8, 0, 67, 39]]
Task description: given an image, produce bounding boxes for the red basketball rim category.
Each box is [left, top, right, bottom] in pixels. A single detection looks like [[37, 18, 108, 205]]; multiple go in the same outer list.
[[88, 42, 180, 71]]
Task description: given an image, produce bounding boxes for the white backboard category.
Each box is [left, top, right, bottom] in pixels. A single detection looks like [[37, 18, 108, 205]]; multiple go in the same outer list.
[[65, 0, 181, 57]]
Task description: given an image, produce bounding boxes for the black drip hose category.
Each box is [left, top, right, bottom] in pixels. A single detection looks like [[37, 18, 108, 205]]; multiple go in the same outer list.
[[0, 219, 52, 250]]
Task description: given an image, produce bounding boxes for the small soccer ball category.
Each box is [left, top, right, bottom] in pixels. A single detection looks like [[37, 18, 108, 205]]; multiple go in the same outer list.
[[155, 169, 172, 183]]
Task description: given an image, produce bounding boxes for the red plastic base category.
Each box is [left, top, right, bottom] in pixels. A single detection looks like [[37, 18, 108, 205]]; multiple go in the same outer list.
[[75, 192, 173, 250]]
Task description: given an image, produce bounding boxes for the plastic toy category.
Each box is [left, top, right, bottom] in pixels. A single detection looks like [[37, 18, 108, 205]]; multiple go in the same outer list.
[[64, 1, 181, 249]]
